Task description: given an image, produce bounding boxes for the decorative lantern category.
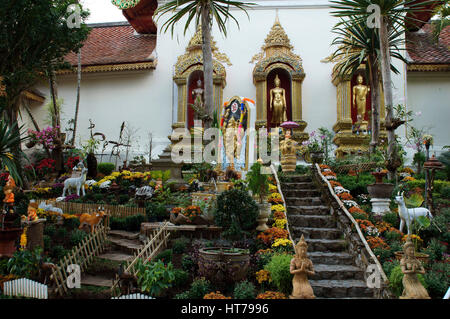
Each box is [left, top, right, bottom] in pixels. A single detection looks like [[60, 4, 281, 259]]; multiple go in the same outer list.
[[423, 154, 444, 213]]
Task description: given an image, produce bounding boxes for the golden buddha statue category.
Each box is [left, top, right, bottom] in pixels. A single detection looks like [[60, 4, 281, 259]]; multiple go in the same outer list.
[[400, 235, 430, 299], [352, 74, 369, 132], [270, 74, 287, 126], [290, 235, 315, 299]]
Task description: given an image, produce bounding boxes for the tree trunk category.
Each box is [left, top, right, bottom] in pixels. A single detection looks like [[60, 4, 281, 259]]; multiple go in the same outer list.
[[368, 57, 380, 154], [379, 16, 398, 179], [22, 97, 52, 158], [201, 4, 214, 129], [49, 70, 64, 174], [72, 48, 82, 147]]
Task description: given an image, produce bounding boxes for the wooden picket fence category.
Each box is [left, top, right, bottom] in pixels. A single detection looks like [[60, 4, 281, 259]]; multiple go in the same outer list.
[[112, 293, 154, 299], [3, 278, 48, 299], [111, 221, 171, 297], [37, 200, 145, 219], [50, 225, 109, 297]]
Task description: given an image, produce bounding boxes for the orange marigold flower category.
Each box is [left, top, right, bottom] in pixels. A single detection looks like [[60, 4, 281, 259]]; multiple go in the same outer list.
[[204, 291, 231, 299], [366, 236, 390, 250], [337, 192, 354, 201], [256, 291, 287, 299]]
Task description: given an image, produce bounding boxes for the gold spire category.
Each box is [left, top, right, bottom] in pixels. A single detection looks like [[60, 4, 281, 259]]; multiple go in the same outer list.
[[262, 15, 293, 51]]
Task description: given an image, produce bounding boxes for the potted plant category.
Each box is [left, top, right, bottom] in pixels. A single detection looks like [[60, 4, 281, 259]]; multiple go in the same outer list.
[[246, 162, 270, 231], [198, 247, 250, 284], [301, 131, 325, 164]]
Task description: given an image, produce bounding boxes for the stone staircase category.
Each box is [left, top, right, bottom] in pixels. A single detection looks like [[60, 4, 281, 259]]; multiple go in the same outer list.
[[281, 174, 374, 299], [80, 230, 143, 288]]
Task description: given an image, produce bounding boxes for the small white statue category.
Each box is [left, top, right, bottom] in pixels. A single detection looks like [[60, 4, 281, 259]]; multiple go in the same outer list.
[[62, 167, 88, 197], [38, 201, 63, 215], [395, 192, 433, 235]]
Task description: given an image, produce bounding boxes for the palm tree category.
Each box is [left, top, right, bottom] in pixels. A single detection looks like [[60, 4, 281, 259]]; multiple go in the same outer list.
[[330, 17, 407, 153], [72, 48, 82, 147], [431, 0, 449, 41], [330, 0, 434, 178], [155, 0, 254, 129], [0, 116, 27, 186]]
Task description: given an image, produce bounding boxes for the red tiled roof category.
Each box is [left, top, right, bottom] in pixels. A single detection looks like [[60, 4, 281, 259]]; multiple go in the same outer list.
[[406, 24, 450, 64], [64, 23, 156, 67]]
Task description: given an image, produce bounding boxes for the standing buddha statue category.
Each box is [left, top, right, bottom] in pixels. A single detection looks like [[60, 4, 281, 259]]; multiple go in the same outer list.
[[352, 74, 370, 133], [270, 74, 287, 127]]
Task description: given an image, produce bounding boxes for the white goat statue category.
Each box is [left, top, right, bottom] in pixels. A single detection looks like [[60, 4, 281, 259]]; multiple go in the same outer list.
[[62, 167, 88, 197], [394, 192, 433, 235]]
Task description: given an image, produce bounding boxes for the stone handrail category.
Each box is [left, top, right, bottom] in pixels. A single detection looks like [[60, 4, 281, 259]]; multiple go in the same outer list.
[[314, 164, 389, 284], [270, 164, 295, 247]]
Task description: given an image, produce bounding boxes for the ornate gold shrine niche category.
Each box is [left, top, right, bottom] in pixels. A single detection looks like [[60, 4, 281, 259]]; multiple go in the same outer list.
[[332, 65, 387, 158], [251, 16, 308, 142], [172, 25, 231, 131]]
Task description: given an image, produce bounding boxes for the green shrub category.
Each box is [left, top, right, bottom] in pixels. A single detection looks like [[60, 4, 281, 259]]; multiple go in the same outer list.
[[384, 230, 403, 243], [118, 194, 129, 205], [337, 173, 375, 197], [264, 253, 293, 295], [406, 179, 450, 194], [44, 224, 57, 237], [173, 269, 189, 287], [145, 202, 168, 220], [97, 163, 115, 176], [382, 260, 400, 278], [419, 208, 450, 243], [174, 291, 191, 299], [135, 259, 175, 297], [215, 189, 258, 240], [43, 235, 51, 251], [234, 280, 256, 299], [295, 165, 309, 175], [421, 239, 446, 261], [70, 229, 88, 246], [440, 186, 450, 199], [92, 193, 105, 203], [64, 217, 80, 230], [181, 254, 196, 272], [56, 227, 68, 240], [172, 237, 189, 254], [373, 248, 394, 264], [187, 278, 211, 299], [154, 249, 173, 264], [424, 262, 450, 298], [50, 245, 67, 260], [382, 211, 400, 229], [109, 214, 145, 232], [7, 247, 47, 279], [388, 265, 427, 297]]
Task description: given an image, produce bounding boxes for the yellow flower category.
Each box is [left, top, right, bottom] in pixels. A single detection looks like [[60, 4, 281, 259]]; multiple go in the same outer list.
[[272, 238, 292, 248], [272, 219, 287, 229], [271, 204, 285, 212], [255, 270, 271, 284], [268, 184, 278, 193]]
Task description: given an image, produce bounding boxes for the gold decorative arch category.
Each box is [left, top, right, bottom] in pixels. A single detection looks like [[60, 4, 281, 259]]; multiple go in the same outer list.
[[172, 25, 231, 130], [251, 16, 307, 142]]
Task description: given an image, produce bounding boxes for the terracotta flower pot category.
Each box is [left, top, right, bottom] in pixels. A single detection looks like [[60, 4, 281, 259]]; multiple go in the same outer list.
[[198, 247, 250, 284], [371, 171, 387, 184]]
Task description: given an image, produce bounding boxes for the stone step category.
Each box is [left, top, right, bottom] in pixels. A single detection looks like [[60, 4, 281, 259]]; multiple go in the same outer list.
[[281, 182, 316, 190], [281, 175, 312, 183], [108, 230, 140, 240], [283, 189, 321, 197], [284, 197, 323, 207], [98, 252, 134, 263], [81, 274, 113, 288], [297, 238, 347, 252], [109, 237, 143, 255], [308, 252, 355, 266], [311, 264, 364, 281], [310, 280, 374, 298], [291, 226, 341, 240], [287, 205, 329, 215], [289, 215, 336, 228]]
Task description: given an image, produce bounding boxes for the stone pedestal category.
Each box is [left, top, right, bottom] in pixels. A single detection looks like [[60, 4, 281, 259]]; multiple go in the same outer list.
[[256, 203, 270, 232], [151, 135, 185, 187], [370, 198, 391, 216]]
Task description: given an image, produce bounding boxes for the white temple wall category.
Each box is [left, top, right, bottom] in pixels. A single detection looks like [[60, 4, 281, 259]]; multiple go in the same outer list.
[[22, 1, 408, 163]]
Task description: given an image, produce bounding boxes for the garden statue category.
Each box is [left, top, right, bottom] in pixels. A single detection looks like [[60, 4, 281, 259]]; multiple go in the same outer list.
[[3, 184, 15, 208], [27, 201, 39, 222], [352, 74, 369, 132], [79, 209, 107, 233], [395, 192, 432, 235], [270, 74, 287, 126], [192, 79, 204, 120], [220, 99, 248, 171], [400, 235, 430, 299], [280, 129, 298, 172], [290, 235, 315, 299], [62, 167, 88, 197]]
